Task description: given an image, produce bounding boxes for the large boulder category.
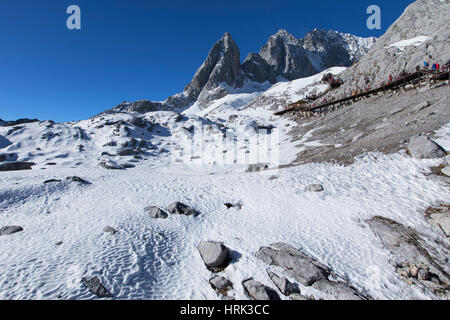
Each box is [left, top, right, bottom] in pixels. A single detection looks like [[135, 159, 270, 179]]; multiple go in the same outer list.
[[145, 206, 168, 219], [167, 202, 199, 216], [267, 270, 300, 296], [242, 279, 280, 300], [0, 225, 23, 236], [256, 243, 330, 286], [0, 162, 35, 172], [311, 279, 366, 300], [81, 277, 113, 298], [407, 136, 446, 159], [197, 241, 230, 269]]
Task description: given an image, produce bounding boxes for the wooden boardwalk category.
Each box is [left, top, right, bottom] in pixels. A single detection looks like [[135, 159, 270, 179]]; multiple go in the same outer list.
[[275, 70, 449, 116]]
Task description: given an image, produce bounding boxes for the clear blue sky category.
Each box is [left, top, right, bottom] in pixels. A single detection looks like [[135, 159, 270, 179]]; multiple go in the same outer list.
[[0, 0, 415, 122]]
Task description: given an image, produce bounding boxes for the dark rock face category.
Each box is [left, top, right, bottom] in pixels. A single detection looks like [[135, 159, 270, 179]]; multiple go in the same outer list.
[[145, 206, 168, 219], [242, 53, 277, 84], [81, 277, 113, 298], [167, 202, 199, 216], [0, 161, 35, 172], [66, 176, 90, 184], [181, 32, 244, 106], [1, 118, 39, 127], [0, 225, 23, 236], [103, 226, 118, 235]]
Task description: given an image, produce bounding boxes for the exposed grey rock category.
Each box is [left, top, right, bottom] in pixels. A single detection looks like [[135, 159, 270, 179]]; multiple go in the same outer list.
[[0, 153, 18, 162], [130, 117, 146, 128], [0, 225, 23, 236], [66, 176, 90, 184], [81, 276, 113, 298], [117, 148, 136, 156], [366, 216, 450, 292], [55, 241, 63, 246], [259, 29, 375, 82], [246, 163, 269, 173], [445, 155, 450, 166], [425, 203, 450, 238], [0, 162, 35, 172], [197, 241, 229, 269], [255, 243, 330, 286], [307, 184, 324, 192], [44, 179, 62, 184], [242, 53, 277, 84], [441, 166, 450, 177], [242, 278, 281, 300], [209, 276, 233, 295], [145, 206, 168, 219], [99, 160, 123, 170], [167, 202, 199, 216], [119, 100, 162, 113], [181, 32, 244, 107], [267, 270, 300, 296], [290, 293, 312, 300], [103, 226, 118, 235], [407, 136, 446, 159], [311, 279, 366, 300], [228, 114, 238, 123]]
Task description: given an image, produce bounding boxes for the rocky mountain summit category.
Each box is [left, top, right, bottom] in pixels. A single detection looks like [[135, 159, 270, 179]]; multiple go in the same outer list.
[[112, 29, 375, 113]]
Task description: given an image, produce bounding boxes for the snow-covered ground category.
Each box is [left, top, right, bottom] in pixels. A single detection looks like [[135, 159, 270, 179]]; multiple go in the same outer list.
[[387, 36, 432, 51], [0, 151, 449, 300], [1, 66, 449, 300]]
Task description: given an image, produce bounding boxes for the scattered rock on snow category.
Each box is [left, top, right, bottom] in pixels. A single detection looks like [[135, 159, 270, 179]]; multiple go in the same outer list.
[[66, 176, 90, 184], [0, 225, 24, 236], [307, 184, 324, 192], [407, 136, 446, 159], [81, 276, 113, 298], [209, 276, 233, 296], [267, 270, 300, 296], [224, 202, 242, 210], [44, 179, 62, 184], [99, 160, 123, 170], [0, 162, 35, 172], [145, 206, 168, 219], [167, 202, 199, 216], [103, 226, 118, 235], [242, 278, 280, 300], [246, 163, 269, 173], [256, 243, 330, 286], [197, 241, 230, 271]]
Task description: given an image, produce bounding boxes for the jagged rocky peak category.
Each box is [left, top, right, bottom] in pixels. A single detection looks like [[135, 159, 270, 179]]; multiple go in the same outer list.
[[257, 28, 375, 82], [178, 32, 243, 106]]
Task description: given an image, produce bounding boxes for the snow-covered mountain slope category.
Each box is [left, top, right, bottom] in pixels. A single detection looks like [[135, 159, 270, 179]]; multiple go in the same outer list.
[[0, 67, 348, 171]]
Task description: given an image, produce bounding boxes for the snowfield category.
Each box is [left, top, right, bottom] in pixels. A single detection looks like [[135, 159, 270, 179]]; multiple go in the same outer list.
[[0, 150, 449, 300]]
